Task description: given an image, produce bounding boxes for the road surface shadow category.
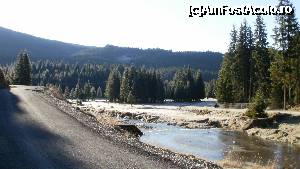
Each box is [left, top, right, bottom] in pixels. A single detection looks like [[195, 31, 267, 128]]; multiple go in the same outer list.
[[0, 89, 87, 169]]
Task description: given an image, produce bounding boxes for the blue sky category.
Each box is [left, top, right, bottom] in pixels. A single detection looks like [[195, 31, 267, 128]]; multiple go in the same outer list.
[[0, 0, 299, 53]]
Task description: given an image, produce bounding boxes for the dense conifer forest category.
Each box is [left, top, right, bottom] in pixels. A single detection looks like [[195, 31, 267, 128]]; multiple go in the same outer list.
[[1, 58, 207, 103], [216, 0, 300, 110]]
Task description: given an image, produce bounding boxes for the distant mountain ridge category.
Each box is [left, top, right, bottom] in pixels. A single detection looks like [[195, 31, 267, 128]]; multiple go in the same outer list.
[[0, 27, 90, 63], [0, 26, 223, 72], [73, 45, 223, 71]]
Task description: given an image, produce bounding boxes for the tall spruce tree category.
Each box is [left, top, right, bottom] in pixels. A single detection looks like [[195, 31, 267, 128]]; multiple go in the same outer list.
[[83, 81, 92, 100], [247, 23, 255, 100], [13, 50, 32, 85], [173, 69, 187, 101], [70, 88, 75, 99], [0, 68, 8, 89], [120, 68, 130, 102], [216, 53, 234, 103], [233, 21, 252, 102], [252, 16, 271, 97], [74, 81, 82, 101], [64, 86, 70, 99], [193, 70, 205, 101], [205, 80, 216, 98], [154, 73, 165, 103], [270, 51, 285, 108], [120, 67, 135, 103], [105, 69, 121, 102], [216, 25, 237, 103], [96, 86, 102, 98], [90, 86, 96, 100], [271, 0, 299, 109], [289, 33, 300, 105]]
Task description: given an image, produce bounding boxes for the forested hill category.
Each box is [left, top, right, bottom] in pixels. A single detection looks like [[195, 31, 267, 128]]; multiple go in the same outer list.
[[72, 45, 223, 71], [0, 27, 88, 63], [0, 27, 223, 72]]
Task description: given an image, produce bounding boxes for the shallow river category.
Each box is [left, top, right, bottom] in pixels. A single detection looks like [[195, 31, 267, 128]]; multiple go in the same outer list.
[[133, 121, 300, 168]]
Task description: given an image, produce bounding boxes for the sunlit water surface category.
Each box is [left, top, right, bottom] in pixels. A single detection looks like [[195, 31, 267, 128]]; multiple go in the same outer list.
[[129, 121, 300, 168]]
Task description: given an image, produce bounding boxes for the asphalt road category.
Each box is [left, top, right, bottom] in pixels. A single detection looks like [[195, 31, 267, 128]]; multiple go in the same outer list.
[[0, 86, 178, 169]]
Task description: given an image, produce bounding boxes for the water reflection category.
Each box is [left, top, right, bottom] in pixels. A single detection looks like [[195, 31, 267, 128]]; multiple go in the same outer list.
[[139, 122, 300, 168]]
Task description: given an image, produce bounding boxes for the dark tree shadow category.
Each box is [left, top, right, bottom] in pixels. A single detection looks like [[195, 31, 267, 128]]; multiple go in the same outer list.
[[0, 89, 87, 169], [270, 113, 300, 128]]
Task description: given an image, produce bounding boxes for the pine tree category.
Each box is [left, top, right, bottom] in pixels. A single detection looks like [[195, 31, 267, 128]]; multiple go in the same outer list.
[[118, 67, 165, 103], [90, 86, 96, 100], [137, 69, 148, 102], [271, 0, 299, 109], [216, 53, 234, 103], [120, 68, 130, 102], [289, 33, 300, 105], [185, 67, 194, 100], [0, 68, 8, 89], [193, 70, 205, 101], [173, 69, 186, 101], [64, 86, 70, 99], [205, 80, 216, 98], [13, 50, 32, 85], [58, 85, 63, 96], [127, 91, 135, 106], [105, 69, 121, 102], [70, 88, 75, 99], [233, 21, 251, 102], [148, 71, 157, 102], [171, 67, 201, 102], [273, 0, 299, 51], [74, 82, 82, 101], [252, 16, 271, 97], [216, 25, 237, 103], [83, 81, 91, 101], [155, 73, 165, 103], [245, 89, 267, 118], [96, 86, 102, 98], [120, 67, 135, 103]]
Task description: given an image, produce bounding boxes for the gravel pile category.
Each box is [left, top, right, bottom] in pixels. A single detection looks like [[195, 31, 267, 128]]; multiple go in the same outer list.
[[35, 90, 221, 169]]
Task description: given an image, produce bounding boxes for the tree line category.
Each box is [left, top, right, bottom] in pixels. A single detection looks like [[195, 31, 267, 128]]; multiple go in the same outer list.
[[0, 50, 31, 88], [216, 0, 300, 110], [105, 67, 165, 103], [2, 52, 207, 103], [166, 67, 205, 102]]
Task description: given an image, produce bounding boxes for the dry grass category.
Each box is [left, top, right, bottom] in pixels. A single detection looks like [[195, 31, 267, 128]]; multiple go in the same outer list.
[[219, 159, 243, 168], [292, 105, 300, 111], [95, 114, 121, 126], [182, 108, 212, 115], [218, 158, 277, 169]]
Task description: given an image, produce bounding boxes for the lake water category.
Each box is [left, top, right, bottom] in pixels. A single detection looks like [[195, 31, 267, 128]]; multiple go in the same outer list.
[[135, 122, 300, 168]]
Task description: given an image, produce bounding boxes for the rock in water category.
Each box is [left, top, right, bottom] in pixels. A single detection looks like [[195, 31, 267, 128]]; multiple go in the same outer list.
[[115, 125, 143, 137]]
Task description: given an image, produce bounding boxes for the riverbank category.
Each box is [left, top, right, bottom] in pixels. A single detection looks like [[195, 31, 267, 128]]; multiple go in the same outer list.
[[69, 99, 298, 168], [76, 99, 300, 146], [37, 86, 300, 168]]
